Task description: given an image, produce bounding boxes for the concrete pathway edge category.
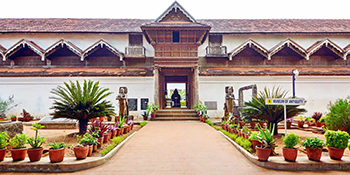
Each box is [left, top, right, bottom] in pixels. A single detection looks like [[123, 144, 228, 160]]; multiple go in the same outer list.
[[219, 131, 350, 171], [0, 131, 137, 172]]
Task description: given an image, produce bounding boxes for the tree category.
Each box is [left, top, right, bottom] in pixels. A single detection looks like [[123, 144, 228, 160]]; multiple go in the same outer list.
[[241, 87, 306, 135], [50, 80, 115, 134]]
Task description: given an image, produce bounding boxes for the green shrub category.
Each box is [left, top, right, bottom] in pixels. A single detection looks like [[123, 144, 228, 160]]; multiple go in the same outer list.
[[140, 121, 148, 127], [10, 133, 28, 149], [100, 144, 114, 155], [319, 116, 327, 123], [205, 120, 213, 126], [325, 130, 349, 149], [113, 136, 124, 145], [0, 132, 9, 149], [282, 133, 300, 148], [302, 137, 324, 149], [213, 126, 221, 130], [49, 141, 69, 149], [248, 131, 260, 140], [100, 136, 125, 156], [325, 98, 350, 132], [235, 137, 252, 152]]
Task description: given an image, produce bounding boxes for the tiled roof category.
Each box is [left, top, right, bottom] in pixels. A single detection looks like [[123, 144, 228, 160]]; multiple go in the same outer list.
[[199, 67, 350, 76], [0, 18, 350, 34], [0, 68, 154, 77]]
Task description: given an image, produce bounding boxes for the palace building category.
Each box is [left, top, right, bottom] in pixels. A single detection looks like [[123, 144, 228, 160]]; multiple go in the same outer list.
[[1, 2, 350, 118]]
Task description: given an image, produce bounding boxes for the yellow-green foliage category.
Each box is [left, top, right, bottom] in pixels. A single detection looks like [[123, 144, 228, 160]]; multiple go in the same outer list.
[[100, 136, 125, 156], [140, 121, 148, 127]]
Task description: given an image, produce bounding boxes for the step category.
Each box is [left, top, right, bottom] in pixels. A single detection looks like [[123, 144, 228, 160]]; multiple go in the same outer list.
[[156, 113, 198, 118], [151, 117, 199, 121], [157, 109, 197, 114]]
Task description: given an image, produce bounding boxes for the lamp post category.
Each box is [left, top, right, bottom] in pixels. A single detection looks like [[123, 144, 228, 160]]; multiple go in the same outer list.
[[292, 69, 299, 97]]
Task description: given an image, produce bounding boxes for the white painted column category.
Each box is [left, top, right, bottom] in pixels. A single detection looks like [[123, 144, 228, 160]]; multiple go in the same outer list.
[[154, 67, 159, 107], [194, 67, 199, 106]]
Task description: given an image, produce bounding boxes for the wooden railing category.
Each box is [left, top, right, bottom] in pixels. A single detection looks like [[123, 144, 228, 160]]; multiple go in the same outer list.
[[125, 46, 146, 57], [205, 46, 227, 57]]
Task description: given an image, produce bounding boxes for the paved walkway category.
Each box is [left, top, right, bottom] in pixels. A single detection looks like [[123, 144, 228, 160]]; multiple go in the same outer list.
[[3, 122, 350, 174]]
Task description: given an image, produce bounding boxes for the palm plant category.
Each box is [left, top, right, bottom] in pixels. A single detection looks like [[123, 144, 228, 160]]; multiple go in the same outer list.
[[241, 87, 306, 135], [50, 80, 115, 134]]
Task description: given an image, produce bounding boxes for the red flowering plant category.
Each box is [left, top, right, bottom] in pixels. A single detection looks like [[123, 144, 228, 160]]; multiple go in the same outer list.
[[21, 109, 31, 121], [88, 119, 108, 138], [311, 112, 323, 122]]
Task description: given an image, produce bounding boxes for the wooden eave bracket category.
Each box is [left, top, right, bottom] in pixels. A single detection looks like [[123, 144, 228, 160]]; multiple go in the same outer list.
[[45, 39, 82, 58], [5, 39, 44, 61], [229, 39, 268, 60], [308, 38, 344, 60], [269, 39, 307, 60]]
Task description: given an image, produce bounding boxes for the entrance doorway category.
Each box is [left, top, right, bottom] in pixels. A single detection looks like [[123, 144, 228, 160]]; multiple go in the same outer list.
[[166, 83, 187, 108], [158, 68, 194, 109]]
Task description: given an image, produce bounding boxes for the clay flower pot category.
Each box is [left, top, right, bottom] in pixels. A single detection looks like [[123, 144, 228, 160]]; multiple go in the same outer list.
[[11, 148, 27, 161], [250, 122, 256, 128], [251, 140, 261, 152], [27, 147, 43, 162], [239, 121, 245, 127], [0, 148, 6, 161], [111, 130, 117, 138], [306, 147, 322, 161], [103, 132, 110, 143], [282, 147, 298, 162], [116, 128, 123, 136], [328, 147, 345, 160], [315, 122, 322, 127], [49, 147, 65, 163], [297, 121, 304, 128], [258, 122, 265, 127], [97, 137, 103, 148], [151, 112, 156, 118], [123, 127, 128, 134], [11, 118, 16, 122], [74, 145, 88, 160], [87, 145, 93, 157], [286, 122, 292, 129], [256, 146, 271, 161], [93, 145, 97, 152]]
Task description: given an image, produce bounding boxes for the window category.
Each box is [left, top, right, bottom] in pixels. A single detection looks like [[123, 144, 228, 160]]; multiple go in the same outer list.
[[129, 34, 143, 46], [173, 31, 180, 43], [209, 35, 222, 46]]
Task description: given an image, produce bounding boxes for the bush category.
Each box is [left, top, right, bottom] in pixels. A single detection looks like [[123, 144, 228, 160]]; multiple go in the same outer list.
[[236, 137, 252, 152], [302, 137, 324, 149], [140, 121, 148, 127], [205, 120, 213, 126], [325, 98, 350, 132], [325, 130, 349, 149], [213, 126, 221, 130], [100, 136, 125, 156], [283, 133, 300, 148], [0, 132, 9, 149], [312, 112, 323, 122]]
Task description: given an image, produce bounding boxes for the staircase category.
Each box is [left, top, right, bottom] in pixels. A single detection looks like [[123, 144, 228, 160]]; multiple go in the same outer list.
[[151, 109, 199, 121]]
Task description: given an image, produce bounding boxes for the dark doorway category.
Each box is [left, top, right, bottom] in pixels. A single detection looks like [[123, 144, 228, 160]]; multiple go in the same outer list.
[[165, 77, 187, 108]]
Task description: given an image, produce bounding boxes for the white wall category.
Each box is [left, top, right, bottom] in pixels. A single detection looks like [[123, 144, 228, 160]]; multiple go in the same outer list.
[[199, 76, 350, 118], [0, 77, 154, 119]]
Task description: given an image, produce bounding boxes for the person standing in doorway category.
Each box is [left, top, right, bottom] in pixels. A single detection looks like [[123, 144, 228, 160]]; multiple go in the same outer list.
[[172, 89, 181, 107]]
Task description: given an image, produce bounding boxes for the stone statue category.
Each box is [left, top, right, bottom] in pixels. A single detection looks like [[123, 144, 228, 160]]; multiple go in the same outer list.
[[225, 86, 236, 114], [116, 87, 129, 117]]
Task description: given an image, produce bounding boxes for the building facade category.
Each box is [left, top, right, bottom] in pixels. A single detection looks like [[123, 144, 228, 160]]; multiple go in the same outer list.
[[1, 2, 350, 118]]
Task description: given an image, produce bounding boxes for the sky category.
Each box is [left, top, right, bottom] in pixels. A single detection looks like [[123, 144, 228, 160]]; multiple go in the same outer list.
[[1, 0, 349, 19]]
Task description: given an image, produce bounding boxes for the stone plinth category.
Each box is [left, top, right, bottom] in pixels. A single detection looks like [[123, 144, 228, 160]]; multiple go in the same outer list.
[[38, 116, 77, 129], [0, 122, 23, 137]]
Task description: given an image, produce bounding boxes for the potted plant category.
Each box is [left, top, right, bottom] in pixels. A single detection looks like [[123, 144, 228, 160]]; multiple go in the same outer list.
[[0, 95, 19, 121], [27, 123, 46, 162], [255, 124, 277, 161], [74, 137, 89, 160], [150, 103, 159, 118], [88, 119, 107, 148], [319, 116, 327, 127], [77, 133, 96, 157], [116, 116, 126, 136], [282, 133, 300, 162], [127, 119, 134, 131], [10, 115, 17, 122], [0, 132, 9, 161], [302, 137, 325, 161], [312, 112, 323, 127], [305, 117, 315, 127], [249, 131, 261, 152], [325, 130, 349, 160], [9, 133, 28, 161], [48, 141, 69, 163], [297, 116, 304, 128], [108, 125, 117, 138], [141, 111, 148, 121], [21, 109, 31, 122], [285, 118, 293, 129]]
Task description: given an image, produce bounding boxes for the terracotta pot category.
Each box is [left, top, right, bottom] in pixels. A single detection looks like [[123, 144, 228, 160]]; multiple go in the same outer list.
[[297, 121, 304, 128], [18, 117, 24, 121], [24, 117, 30, 122], [93, 145, 97, 152], [116, 128, 122, 136], [256, 146, 271, 161], [131, 123, 134, 130], [251, 140, 261, 152], [199, 116, 203, 122], [306, 147, 322, 161], [320, 123, 326, 127], [107, 117, 112, 121], [121, 127, 125, 135], [222, 124, 227, 130], [282, 147, 298, 162], [258, 122, 264, 127], [87, 145, 93, 157], [49, 148, 65, 163], [239, 121, 245, 127], [315, 122, 321, 127], [124, 126, 128, 134], [328, 147, 345, 160], [74, 145, 88, 160], [10, 148, 27, 161], [97, 137, 103, 148], [143, 116, 148, 120], [111, 130, 117, 138], [228, 127, 233, 134], [103, 132, 110, 143], [286, 122, 292, 129], [250, 122, 256, 128], [151, 112, 156, 118], [0, 148, 6, 161], [27, 147, 43, 162], [11, 118, 16, 121]]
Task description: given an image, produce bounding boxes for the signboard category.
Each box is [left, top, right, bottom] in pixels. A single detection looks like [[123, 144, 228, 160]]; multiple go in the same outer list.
[[266, 98, 306, 106]]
